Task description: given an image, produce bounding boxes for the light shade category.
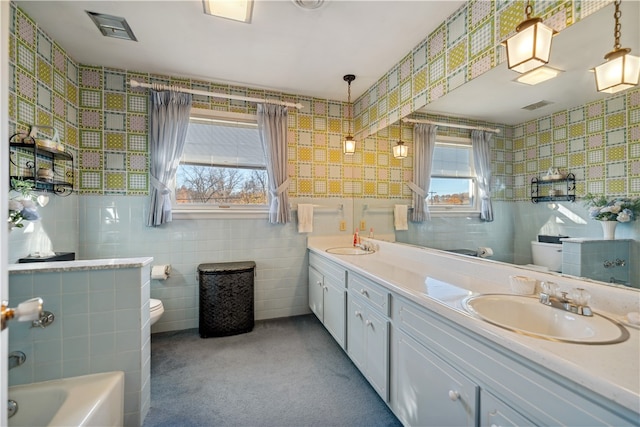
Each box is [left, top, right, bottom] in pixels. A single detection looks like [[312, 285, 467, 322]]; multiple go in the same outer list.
[[393, 142, 408, 159], [515, 66, 562, 85], [504, 19, 555, 74], [593, 50, 640, 94], [203, 0, 253, 23], [343, 136, 356, 155]]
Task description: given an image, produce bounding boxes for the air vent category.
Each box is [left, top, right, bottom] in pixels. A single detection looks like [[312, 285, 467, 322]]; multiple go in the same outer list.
[[86, 11, 137, 42], [521, 100, 554, 111], [293, 0, 325, 10]]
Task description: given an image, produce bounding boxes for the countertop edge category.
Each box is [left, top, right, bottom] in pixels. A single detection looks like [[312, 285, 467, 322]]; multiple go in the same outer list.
[[8, 257, 154, 274]]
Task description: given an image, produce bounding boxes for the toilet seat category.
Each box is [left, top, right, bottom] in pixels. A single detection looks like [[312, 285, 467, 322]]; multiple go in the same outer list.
[[150, 298, 163, 312]]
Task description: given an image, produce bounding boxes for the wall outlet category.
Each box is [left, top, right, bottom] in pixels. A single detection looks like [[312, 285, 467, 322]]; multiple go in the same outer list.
[[339, 220, 346, 231], [360, 220, 366, 230]]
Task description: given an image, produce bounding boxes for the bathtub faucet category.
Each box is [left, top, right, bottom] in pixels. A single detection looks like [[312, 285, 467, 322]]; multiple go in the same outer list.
[[8, 351, 26, 370], [8, 399, 18, 418]]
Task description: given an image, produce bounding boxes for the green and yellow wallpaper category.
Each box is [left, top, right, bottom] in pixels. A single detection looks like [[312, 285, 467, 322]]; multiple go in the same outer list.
[[7, 1, 640, 203]]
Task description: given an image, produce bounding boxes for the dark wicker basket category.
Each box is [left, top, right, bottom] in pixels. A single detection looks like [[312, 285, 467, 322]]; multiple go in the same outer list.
[[198, 261, 255, 338]]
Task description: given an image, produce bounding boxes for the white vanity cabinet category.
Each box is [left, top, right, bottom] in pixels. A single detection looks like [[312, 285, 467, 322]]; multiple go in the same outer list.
[[395, 330, 477, 426], [308, 252, 347, 348], [392, 295, 636, 427], [347, 271, 390, 401]]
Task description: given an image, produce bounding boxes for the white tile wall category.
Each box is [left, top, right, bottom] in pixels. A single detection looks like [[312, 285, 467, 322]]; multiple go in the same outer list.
[[8, 265, 150, 426]]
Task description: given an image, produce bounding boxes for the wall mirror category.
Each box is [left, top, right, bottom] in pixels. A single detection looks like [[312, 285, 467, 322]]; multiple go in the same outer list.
[[354, 1, 640, 290]]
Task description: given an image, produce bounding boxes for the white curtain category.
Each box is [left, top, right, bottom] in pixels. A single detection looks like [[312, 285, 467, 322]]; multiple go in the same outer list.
[[257, 104, 290, 224], [146, 90, 192, 227], [409, 123, 437, 222], [472, 129, 494, 222]]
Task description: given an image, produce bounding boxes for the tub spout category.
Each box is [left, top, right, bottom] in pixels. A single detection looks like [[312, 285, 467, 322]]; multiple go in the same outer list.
[[8, 351, 26, 370], [8, 399, 18, 418]]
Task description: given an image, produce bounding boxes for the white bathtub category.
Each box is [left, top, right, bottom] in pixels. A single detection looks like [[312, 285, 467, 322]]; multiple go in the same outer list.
[[8, 371, 124, 427]]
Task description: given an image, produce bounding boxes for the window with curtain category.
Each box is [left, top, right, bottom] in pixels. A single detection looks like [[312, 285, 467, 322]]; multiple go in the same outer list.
[[172, 109, 268, 210], [428, 136, 479, 213]]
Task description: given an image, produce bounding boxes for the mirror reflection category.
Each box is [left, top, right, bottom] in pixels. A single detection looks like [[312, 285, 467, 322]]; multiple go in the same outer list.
[[355, 1, 640, 289]]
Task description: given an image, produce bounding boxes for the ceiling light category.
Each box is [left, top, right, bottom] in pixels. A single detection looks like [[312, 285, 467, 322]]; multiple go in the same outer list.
[[203, 0, 253, 23], [343, 74, 356, 155], [292, 0, 325, 10], [521, 100, 554, 111], [593, 0, 640, 94], [393, 120, 408, 159], [515, 66, 562, 85], [503, 1, 556, 74], [86, 11, 137, 41]]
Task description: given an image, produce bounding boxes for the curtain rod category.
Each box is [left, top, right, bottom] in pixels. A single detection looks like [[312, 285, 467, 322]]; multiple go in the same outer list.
[[402, 118, 500, 134], [129, 79, 304, 110]]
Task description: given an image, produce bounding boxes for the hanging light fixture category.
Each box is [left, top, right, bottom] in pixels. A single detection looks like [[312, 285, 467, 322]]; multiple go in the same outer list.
[[393, 120, 407, 159], [503, 1, 556, 74], [593, 0, 640, 94], [343, 74, 356, 155]]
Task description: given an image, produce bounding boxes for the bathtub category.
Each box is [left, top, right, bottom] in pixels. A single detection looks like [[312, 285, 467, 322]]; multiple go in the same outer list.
[[8, 371, 124, 427]]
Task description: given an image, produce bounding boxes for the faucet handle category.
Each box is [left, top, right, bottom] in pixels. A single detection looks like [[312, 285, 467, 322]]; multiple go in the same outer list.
[[570, 288, 591, 306], [540, 281, 559, 297]]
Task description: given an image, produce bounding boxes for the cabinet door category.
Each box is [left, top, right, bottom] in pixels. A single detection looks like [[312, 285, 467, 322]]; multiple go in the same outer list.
[[323, 277, 346, 349], [308, 266, 324, 322], [364, 308, 389, 401], [347, 295, 366, 371], [396, 332, 477, 427], [480, 390, 533, 427]]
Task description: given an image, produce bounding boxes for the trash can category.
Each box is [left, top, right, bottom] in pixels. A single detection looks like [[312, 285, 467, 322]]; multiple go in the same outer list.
[[198, 261, 256, 338]]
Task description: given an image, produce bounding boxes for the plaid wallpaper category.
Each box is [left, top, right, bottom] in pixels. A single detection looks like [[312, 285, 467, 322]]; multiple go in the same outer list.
[[7, 1, 638, 201]]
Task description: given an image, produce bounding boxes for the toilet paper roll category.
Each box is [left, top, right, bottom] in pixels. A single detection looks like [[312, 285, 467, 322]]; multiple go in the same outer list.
[[477, 247, 493, 258], [151, 264, 171, 280]]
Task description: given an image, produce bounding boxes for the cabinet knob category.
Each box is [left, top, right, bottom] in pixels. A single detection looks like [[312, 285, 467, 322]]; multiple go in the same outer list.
[[355, 310, 362, 318], [323, 285, 328, 292], [365, 320, 373, 327], [448, 390, 460, 401], [360, 288, 369, 297], [316, 281, 322, 287]]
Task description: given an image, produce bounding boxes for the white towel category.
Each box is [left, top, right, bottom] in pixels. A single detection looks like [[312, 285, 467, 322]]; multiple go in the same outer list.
[[297, 204, 314, 233], [394, 204, 408, 230]]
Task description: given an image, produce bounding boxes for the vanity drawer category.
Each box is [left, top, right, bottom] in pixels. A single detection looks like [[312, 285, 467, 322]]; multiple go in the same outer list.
[[309, 252, 346, 287], [348, 271, 390, 316]]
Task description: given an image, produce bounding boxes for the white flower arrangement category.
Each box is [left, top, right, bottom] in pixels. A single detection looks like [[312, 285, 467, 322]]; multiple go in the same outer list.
[[8, 179, 41, 229], [583, 193, 640, 223]]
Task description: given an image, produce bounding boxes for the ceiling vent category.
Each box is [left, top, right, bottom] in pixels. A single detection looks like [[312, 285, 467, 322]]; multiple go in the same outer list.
[[521, 100, 554, 111], [86, 11, 138, 42]]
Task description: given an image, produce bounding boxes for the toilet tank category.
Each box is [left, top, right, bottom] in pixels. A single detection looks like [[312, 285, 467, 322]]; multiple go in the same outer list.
[[531, 241, 563, 272]]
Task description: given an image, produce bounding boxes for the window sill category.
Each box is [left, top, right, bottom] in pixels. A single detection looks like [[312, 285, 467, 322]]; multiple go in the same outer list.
[[428, 210, 481, 218], [172, 208, 270, 220]]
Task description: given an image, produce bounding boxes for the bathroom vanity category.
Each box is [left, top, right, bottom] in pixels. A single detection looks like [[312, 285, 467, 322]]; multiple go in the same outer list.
[[307, 237, 640, 427]]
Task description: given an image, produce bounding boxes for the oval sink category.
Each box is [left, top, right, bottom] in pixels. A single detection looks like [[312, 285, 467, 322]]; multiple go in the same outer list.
[[464, 294, 629, 344], [325, 247, 375, 255]]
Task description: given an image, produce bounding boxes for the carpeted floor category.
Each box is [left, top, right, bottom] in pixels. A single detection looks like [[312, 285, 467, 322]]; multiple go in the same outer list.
[[143, 314, 402, 427]]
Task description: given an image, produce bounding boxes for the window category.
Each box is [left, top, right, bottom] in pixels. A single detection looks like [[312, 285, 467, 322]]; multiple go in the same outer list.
[[428, 136, 479, 214], [173, 109, 268, 213]]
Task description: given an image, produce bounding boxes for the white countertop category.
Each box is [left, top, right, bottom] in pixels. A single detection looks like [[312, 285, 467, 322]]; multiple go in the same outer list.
[[8, 257, 154, 274], [308, 236, 640, 414]]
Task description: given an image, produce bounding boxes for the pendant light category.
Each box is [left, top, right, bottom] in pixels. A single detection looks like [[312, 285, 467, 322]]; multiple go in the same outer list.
[[503, 1, 556, 74], [393, 120, 407, 159], [593, 0, 640, 94], [343, 74, 356, 155]]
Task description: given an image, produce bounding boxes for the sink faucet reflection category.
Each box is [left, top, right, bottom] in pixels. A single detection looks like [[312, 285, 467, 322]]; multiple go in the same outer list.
[[539, 286, 593, 317]]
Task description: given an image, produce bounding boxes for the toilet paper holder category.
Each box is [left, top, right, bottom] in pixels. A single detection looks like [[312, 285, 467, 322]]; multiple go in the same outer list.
[[151, 264, 171, 280]]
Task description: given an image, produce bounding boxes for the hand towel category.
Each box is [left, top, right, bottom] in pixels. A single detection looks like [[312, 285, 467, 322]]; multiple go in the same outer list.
[[297, 204, 314, 233], [394, 204, 408, 231]]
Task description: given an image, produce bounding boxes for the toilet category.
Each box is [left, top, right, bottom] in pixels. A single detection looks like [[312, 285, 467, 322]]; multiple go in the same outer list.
[[530, 241, 563, 272], [149, 298, 165, 326]]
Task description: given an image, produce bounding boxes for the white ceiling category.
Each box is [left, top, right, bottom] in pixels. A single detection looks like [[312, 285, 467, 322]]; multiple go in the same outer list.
[[418, 1, 640, 125], [16, 0, 465, 102]]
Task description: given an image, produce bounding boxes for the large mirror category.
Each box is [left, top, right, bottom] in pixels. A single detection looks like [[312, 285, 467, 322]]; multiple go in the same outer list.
[[355, 1, 640, 289]]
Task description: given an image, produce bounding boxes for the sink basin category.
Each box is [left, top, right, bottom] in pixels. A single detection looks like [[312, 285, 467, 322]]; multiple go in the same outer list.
[[464, 294, 629, 344], [325, 247, 375, 255]]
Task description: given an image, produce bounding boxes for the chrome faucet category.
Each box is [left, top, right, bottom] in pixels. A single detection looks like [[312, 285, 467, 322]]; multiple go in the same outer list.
[[539, 285, 593, 317], [8, 351, 26, 370]]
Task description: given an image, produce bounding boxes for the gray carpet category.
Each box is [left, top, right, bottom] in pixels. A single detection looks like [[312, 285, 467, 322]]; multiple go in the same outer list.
[[143, 314, 402, 427]]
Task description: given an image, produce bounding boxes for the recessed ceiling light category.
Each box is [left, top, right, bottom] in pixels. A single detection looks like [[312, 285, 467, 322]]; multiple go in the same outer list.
[[514, 66, 563, 85], [86, 11, 137, 42], [203, 0, 254, 23]]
